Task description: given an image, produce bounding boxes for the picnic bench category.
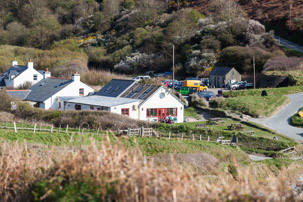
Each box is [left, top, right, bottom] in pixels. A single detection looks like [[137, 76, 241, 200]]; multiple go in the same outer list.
[[228, 123, 245, 131], [196, 124, 207, 128], [242, 130, 255, 136]]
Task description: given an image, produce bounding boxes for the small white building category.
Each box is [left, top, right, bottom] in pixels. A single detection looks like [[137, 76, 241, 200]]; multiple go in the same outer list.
[[25, 72, 94, 110], [0, 59, 44, 88], [62, 81, 184, 123], [60, 96, 141, 119]]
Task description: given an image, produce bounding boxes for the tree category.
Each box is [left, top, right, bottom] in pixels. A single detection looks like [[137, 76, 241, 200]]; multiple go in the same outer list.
[[165, 9, 199, 45], [209, 0, 245, 22]]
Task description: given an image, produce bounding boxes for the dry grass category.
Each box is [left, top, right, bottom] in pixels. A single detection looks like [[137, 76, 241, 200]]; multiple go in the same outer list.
[[0, 112, 15, 122], [1, 138, 303, 201], [81, 69, 129, 86]]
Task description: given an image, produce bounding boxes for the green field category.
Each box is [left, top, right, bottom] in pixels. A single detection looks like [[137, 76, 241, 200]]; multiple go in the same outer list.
[[220, 86, 303, 117]]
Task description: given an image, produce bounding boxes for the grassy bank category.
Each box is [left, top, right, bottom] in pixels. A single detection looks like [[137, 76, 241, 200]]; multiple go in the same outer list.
[[220, 86, 303, 117], [291, 107, 303, 128], [1, 139, 302, 201]]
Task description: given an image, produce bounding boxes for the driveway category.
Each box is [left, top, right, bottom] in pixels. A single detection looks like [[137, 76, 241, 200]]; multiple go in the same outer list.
[[275, 35, 303, 53], [251, 93, 303, 142]]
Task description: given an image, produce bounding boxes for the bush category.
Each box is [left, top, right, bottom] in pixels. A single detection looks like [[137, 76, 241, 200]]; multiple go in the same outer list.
[[124, 0, 135, 9], [200, 36, 221, 52], [133, 28, 149, 47], [220, 46, 273, 73], [291, 108, 303, 127], [191, 94, 209, 107], [209, 97, 225, 108], [0, 90, 12, 112]]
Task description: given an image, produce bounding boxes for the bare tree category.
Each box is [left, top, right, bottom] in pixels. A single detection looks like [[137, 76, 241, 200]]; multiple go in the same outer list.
[[209, 0, 245, 22]]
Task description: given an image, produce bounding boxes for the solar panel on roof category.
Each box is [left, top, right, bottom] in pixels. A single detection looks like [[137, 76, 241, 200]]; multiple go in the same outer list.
[[131, 86, 143, 98], [105, 86, 112, 92], [138, 87, 153, 99]]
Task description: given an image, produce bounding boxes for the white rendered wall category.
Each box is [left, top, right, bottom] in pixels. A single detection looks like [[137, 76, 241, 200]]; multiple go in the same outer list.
[[139, 87, 184, 123], [41, 81, 94, 110], [9, 68, 43, 88], [64, 101, 140, 120]]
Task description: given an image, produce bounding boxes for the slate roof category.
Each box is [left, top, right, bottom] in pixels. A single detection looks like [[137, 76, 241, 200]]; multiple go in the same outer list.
[[95, 79, 136, 97], [210, 67, 234, 76], [120, 84, 161, 100], [25, 78, 73, 102], [0, 65, 28, 86], [66, 95, 141, 107], [6, 90, 31, 100]]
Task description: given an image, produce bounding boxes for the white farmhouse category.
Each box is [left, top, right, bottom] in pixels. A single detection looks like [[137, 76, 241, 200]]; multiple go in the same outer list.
[[25, 72, 94, 110], [0, 59, 44, 88], [61, 80, 184, 123]]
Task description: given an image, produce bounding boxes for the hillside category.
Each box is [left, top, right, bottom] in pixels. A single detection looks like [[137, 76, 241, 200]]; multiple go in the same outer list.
[[192, 0, 303, 44], [0, 0, 302, 80]]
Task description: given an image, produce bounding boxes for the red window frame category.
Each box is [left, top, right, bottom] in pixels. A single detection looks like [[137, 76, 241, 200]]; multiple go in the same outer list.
[[79, 88, 84, 96], [146, 108, 178, 117], [121, 108, 129, 116]]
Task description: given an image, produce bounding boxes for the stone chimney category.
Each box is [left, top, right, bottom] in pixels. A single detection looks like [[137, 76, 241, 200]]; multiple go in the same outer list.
[[72, 72, 80, 82], [12, 58, 18, 67], [27, 59, 33, 69], [43, 68, 51, 79]]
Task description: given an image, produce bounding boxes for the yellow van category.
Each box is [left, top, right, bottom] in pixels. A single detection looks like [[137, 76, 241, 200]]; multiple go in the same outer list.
[[183, 80, 208, 92]]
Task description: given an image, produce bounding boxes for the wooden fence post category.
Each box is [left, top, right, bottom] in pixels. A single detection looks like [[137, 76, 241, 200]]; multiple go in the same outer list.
[[66, 125, 69, 133], [82, 128, 84, 134], [13, 122, 17, 133], [97, 128, 99, 135], [34, 123, 37, 134], [78, 126, 81, 134], [200, 134, 202, 141], [141, 127, 144, 137], [21, 121, 23, 129], [208, 136, 210, 141], [40, 123, 42, 131], [128, 128, 130, 136], [59, 125, 61, 133], [192, 134, 195, 141], [182, 133, 184, 140], [51, 125, 53, 133], [169, 132, 171, 139]]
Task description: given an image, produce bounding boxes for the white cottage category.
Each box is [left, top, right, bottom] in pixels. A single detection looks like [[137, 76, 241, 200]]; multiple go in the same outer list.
[[0, 59, 44, 88], [25, 73, 94, 110], [62, 81, 184, 123]]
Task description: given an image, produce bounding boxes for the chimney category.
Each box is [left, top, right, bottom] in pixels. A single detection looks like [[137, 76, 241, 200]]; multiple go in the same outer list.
[[43, 68, 51, 79], [72, 72, 80, 82], [27, 59, 33, 69], [12, 57, 18, 67]]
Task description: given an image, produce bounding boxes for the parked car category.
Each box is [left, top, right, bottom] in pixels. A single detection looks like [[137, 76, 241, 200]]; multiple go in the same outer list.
[[227, 82, 240, 90], [177, 87, 190, 96], [197, 91, 216, 101], [132, 75, 151, 81]]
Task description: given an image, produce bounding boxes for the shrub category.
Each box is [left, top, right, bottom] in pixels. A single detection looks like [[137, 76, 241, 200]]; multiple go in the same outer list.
[[81, 69, 127, 86], [191, 94, 209, 107], [123, 0, 135, 9], [133, 28, 149, 47], [291, 108, 303, 127], [0, 90, 12, 112], [209, 97, 225, 108], [200, 36, 221, 52], [263, 56, 303, 72]]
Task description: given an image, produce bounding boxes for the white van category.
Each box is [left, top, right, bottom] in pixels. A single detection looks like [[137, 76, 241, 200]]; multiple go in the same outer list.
[[132, 75, 151, 81]]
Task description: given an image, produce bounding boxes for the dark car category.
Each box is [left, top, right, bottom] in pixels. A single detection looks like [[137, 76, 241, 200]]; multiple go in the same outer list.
[[197, 91, 216, 101]]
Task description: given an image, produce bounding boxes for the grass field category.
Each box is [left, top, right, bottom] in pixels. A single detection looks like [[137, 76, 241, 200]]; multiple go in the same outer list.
[[184, 107, 200, 119], [264, 70, 303, 86], [220, 86, 303, 117]]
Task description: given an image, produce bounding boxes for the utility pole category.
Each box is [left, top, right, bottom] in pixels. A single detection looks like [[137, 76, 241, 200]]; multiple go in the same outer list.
[[177, 0, 180, 10], [172, 45, 175, 91], [253, 55, 256, 89]]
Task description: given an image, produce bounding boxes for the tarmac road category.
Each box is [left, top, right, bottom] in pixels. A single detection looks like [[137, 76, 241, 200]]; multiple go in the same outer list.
[[251, 93, 303, 142], [275, 35, 303, 53]]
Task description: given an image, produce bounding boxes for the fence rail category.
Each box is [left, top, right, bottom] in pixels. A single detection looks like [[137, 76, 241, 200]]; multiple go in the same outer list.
[[1, 122, 238, 146]]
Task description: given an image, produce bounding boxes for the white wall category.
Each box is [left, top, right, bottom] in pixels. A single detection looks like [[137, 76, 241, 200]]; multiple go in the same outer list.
[[139, 87, 184, 123], [40, 81, 94, 110], [64, 101, 140, 119], [6, 68, 43, 88]]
